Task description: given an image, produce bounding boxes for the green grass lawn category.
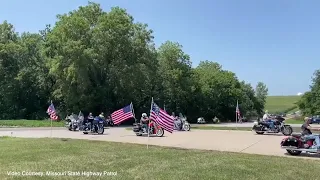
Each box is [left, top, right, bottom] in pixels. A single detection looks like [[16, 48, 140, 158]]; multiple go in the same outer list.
[[0, 137, 320, 180], [0, 120, 65, 127], [285, 118, 304, 124], [265, 95, 301, 113]]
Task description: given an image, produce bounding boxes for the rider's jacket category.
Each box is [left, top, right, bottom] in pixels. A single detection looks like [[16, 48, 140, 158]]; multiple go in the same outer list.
[[140, 117, 149, 124]]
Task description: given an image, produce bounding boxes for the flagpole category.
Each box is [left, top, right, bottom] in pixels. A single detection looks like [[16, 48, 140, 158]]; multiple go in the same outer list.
[[148, 97, 153, 149], [235, 100, 238, 130], [50, 100, 53, 138], [131, 102, 137, 123]]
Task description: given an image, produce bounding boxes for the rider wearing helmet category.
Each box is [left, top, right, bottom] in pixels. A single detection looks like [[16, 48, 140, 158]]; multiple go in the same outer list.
[[99, 112, 105, 119], [263, 110, 275, 131], [140, 113, 150, 133], [302, 117, 320, 151]]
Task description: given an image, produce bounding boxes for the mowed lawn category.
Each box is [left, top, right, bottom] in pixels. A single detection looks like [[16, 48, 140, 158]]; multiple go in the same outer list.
[[0, 120, 65, 127], [265, 95, 301, 113], [1, 137, 320, 180]]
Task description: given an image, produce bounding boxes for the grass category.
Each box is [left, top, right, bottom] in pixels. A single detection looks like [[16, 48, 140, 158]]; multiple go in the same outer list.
[[285, 118, 304, 124], [0, 120, 65, 127], [0, 138, 320, 180], [265, 95, 301, 113]]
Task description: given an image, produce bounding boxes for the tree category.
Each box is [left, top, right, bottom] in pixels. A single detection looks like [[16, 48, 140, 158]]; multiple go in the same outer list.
[[193, 61, 244, 120], [298, 70, 320, 115], [0, 2, 268, 121], [255, 82, 268, 116], [156, 41, 193, 114]]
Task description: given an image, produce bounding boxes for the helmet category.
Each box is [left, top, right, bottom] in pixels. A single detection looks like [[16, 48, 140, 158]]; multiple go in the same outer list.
[[142, 113, 147, 118]]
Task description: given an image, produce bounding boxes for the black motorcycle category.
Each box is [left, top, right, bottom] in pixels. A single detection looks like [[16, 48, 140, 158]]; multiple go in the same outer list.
[[252, 116, 293, 136], [83, 117, 104, 134]]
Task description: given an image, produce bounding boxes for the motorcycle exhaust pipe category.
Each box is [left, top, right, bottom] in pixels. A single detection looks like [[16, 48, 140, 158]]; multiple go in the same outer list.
[[281, 146, 318, 153]]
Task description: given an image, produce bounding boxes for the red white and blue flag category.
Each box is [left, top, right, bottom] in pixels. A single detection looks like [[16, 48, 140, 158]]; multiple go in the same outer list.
[[111, 103, 134, 125], [150, 101, 174, 133], [47, 102, 58, 120]]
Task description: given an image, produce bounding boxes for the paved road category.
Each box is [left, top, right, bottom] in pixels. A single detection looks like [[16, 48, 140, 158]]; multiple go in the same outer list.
[[1, 127, 319, 159], [192, 122, 320, 128]]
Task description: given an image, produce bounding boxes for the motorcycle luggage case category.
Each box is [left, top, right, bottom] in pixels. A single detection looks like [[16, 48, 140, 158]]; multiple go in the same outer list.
[[281, 137, 299, 147]]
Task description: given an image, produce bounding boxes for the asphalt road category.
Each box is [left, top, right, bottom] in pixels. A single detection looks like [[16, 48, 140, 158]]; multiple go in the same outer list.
[[1, 127, 319, 159], [192, 122, 320, 128]]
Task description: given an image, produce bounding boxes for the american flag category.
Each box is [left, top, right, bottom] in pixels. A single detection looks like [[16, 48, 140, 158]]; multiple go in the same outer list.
[[111, 104, 134, 125], [150, 101, 175, 133], [47, 102, 58, 120], [236, 100, 242, 122]]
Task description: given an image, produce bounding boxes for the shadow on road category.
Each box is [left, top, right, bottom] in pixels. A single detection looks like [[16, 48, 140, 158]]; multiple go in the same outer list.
[[284, 152, 320, 158], [254, 133, 286, 137]]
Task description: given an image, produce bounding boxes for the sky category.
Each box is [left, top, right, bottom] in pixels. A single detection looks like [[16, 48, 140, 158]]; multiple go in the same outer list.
[[1, 0, 319, 95]]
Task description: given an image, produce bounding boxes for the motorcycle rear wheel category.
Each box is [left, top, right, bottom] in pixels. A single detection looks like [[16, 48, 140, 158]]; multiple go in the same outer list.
[[286, 149, 302, 156]]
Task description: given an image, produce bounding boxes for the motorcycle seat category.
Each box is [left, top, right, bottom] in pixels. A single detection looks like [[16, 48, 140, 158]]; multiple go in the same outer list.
[[291, 133, 302, 138]]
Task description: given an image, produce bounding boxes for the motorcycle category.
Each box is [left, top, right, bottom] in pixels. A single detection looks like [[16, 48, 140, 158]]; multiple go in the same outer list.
[[174, 116, 191, 131], [252, 116, 293, 136], [65, 115, 81, 131], [197, 117, 206, 124], [133, 121, 164, 137], [83, 116, 104, 134], [104, 118, 114, 127], [281, 133, 320, 156]]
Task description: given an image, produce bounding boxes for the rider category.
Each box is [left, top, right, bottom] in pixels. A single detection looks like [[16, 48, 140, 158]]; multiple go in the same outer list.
[[263, 110, 275, 131], [174, 115, 182, 130], [140, 113, 149, 133], [99, 112, 105, 119], [301, 117, 320, 151], [87, 112, 94, 129], [92, 112, 104, 130]]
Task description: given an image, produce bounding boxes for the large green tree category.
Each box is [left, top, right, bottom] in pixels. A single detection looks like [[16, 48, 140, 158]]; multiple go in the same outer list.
[[298, 70, 320, 115], [0, 2, 268, 122]]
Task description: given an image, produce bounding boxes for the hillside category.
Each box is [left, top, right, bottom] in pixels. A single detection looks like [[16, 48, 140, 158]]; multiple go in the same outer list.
[[265, 96, 301, 113]]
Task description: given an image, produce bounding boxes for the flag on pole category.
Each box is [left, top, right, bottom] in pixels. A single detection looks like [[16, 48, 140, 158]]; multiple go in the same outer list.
[[236, 100, 242, 123], [111, 103, 134, 125], [47, 102, 58, 120], [150, 101, 175, 133]]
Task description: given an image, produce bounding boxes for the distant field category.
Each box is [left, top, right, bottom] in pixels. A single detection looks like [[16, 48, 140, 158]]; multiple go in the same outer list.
[[265, 96, 301, 113]]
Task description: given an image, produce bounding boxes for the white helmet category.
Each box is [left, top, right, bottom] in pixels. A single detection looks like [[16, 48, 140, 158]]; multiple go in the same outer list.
[[142, 113, 147, 118]]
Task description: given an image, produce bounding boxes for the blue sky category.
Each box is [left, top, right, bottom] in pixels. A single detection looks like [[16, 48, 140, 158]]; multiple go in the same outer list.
[[1, 0, 319, 95]]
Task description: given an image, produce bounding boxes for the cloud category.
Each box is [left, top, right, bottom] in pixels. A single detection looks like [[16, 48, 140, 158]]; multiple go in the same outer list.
[[297, 92, 303, 96]]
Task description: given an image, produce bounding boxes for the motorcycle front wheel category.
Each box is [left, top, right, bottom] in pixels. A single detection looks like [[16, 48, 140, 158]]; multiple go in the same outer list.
[[156, 128, 164, 137], [97, 125, 104, 134], [281, 126, 293, 136], [183, 124, 191, 131]]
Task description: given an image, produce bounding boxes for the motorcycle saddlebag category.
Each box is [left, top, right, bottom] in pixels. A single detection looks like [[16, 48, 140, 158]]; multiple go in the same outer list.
[[281, 137, 299, 147]]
